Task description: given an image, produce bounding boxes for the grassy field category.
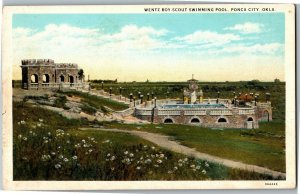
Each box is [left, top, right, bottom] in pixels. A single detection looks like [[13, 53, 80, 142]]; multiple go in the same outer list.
[[102, 121, 286, 173], [58, 90, 129, 111], [91, 81, 285, 121], [13, 101, 282, 180]]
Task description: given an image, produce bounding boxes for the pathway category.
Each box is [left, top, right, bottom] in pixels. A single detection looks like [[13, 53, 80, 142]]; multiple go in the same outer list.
[[80, 127, 286, 178]]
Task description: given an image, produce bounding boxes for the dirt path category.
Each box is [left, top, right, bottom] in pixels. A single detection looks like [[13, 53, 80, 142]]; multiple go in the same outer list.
[[80, 127, 286, 178]]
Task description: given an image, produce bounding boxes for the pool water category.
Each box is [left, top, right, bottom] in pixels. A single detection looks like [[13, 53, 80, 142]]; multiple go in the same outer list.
[[161, 104, 226, 109]]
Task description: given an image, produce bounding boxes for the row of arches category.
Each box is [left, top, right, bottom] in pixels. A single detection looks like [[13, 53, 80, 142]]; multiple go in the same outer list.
[[163, 116, 254, 124], [30, 74, 76, 83]]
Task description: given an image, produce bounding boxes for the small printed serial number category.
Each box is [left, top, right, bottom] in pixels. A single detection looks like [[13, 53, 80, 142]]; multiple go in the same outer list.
[[265, 182, 278, 186]]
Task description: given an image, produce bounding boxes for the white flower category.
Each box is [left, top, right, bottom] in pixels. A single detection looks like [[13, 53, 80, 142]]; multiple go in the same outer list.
[[174, 166, 178, 170], [145, 159, 152, 164], [110, 156, 116, 161], [72, 156, 78, 160], [41, 154, 51, 161], [39, 118, 43, 122], [178, 163, 183, 167], [168, 170, 173, 174], [124, 151, 129, 155], [20, 120, 26, 124], [51, 152, 56, 156], [102, 140, 110, 143], [190, 164, 195, 168], [64, 158, 69, 162], [143, 145, 148, 148], [111, 167, 115, 171], [58, 155, 64, 159], [205, 162, 210, 167], [29, 131, 33, 134], [129, 153, 134, 157], [43, 140, 49, 144], [18, 134, 22, 139], [107, 153, 111, 157], [88, 149, 93, 153], [151, 146, 155, 150], [196, 165, 201, 170], [136, 166, 141, 170], [55, 164, 61, 169], [159, 153, 164, 158], [202, 169, 206, 174], [184, 158, 188, 162], [82, 139, 86, 143], [23, 137, 27, 141], [66, 140, 70, 144], [48, 132, 51, 135], [157, 159, 162, 164]]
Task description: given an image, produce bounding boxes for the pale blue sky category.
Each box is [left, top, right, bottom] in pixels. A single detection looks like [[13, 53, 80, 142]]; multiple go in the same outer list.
[[12, 13, 285, 81]]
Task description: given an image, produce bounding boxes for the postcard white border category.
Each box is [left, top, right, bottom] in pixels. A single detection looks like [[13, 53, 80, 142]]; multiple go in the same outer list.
[[2, 4, 296, 190]]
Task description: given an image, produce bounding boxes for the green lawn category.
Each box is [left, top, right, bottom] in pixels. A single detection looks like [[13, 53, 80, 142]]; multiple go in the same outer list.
[[102, 121, 286, 173], [13, 101, 282, 180]]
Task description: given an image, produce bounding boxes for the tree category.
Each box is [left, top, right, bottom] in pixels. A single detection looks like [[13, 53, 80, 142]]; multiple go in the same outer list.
[[78, 69, 84, 81]]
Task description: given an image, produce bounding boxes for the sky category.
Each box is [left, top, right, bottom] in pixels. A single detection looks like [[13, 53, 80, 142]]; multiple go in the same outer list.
[[12, 13, 285, 81]]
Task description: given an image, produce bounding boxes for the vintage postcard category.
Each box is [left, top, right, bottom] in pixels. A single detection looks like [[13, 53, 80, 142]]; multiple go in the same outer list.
[[2, 4, 296, 190]]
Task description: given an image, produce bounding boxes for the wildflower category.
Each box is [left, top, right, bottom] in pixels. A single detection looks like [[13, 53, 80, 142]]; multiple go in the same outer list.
[[55, 164, 61, 169], [39, 118, 43, 122], [140, 156, 144, 160], [202, 169, 206, 174], [196, 165, 201, 170], [184, 158, 188, 162], [157, 159, 162, 164], [43, 140, 49, 144], [151, 154, 155, 158], [154, 164, 159, 168], [110, 156, 116, 161], [58, 155, 64, 159], [192, 169, 196, 172], [111, 167, 115, 171], [88, 149, 93, 153], [145, 159, 152, 164], [129, 153, 134, 157], [102, 140, 110, 143], [91, 137, 94, 140], [51, 152, 56, 156], [151, 146, 155, 150], [178, 159, 183, 163], [66, 140, 70, 144], [37, 123, 42, 127], [205, 162, 210, 167], [107, 153, 111, 157], [29, 131, 33, 134], [168, 170, 173, 174], [43, 137, 48, 140], [178, 163, 183, 167], [23, 137, 27, 141], [82, 139, 86, 143], [18, 134, 22, 139], [136, 166, 141, 170], [64, 158, 69, 162], [20, 120, 26, 124], [17, 122, 20, 125], [174, 166, 178, 170], [48, 132, 51, 136], [41, 154, 51, 161], [190, 164, 195, 168], [124, 151, 129, 155], [72, 156, 78, 160], [66, 133, 70, 136], [159, 153, 164, 158]]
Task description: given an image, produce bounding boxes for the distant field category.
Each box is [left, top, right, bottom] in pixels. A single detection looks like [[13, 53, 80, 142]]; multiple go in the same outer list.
[[13, 101, 281, 180], [90, 81, 285, 121]]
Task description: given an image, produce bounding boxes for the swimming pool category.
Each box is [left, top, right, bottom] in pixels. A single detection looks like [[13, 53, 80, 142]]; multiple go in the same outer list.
[[160, 104, 226, 109]]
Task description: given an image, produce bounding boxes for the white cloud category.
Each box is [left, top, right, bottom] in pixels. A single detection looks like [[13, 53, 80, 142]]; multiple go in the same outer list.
[[175, 30, 240, 47], [225, 22, 264, 34], [206, 43, 284, 55]]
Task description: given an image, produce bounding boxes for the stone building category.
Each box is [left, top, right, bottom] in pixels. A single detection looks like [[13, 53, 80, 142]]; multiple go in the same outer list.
[[20, 59, 85, 90], [134, 77, 272, 129]]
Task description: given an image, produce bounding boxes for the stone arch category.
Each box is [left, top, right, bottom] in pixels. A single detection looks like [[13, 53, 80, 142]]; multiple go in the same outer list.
[[69, 75, 74, 83], [163, 117, 174, 124], [59, 75, 65, 83], [216, 116, 229, 123], [30, 74, 38, 83], [262, 110, 270, 122], [42, 74, 50, 83], [247, 117, 254, 121], [189, 116, 201, 124]]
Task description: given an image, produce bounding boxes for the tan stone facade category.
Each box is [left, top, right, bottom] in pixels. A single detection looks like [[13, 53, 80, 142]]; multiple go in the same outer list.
[[21, 59, 84, 90]]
